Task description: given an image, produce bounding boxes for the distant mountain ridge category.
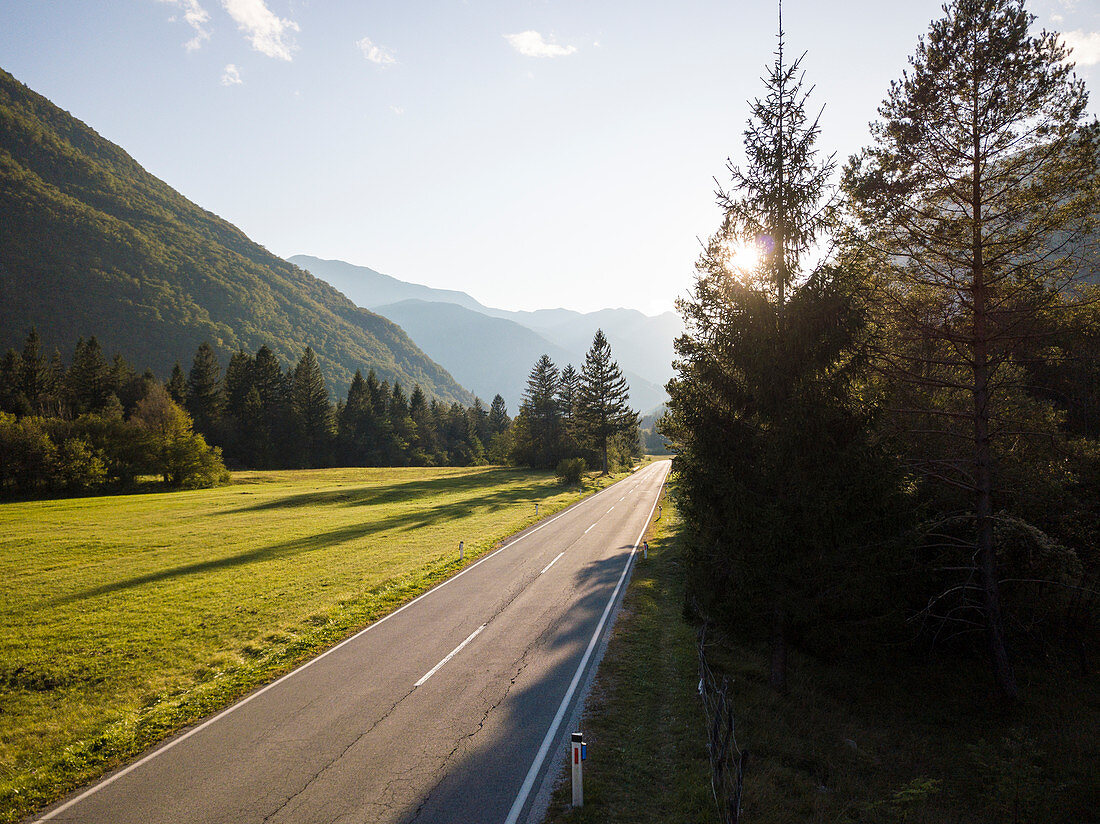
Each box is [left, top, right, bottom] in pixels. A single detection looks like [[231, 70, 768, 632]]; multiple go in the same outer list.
[[371, 299, 667, 412], [289, 254, 680, 413], [0, 68, 470, 404]]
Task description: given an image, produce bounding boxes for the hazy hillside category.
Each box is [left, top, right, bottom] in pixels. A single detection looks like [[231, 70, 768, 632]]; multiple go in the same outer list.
[[289, 255, 490, 315], [508, 307, 683, 391], [372, 300, 668, 413], [370, 300, 579, 409], [291, 255, 682, 402], [0, 68, 471, 403]]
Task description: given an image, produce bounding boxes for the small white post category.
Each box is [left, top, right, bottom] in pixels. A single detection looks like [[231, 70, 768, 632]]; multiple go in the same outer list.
[[658, 504, 662, 520], [571, 732, 584, 807], [643, 541, 649, 560], [535, 502, 539, 517], [459, 540, 464, 561]]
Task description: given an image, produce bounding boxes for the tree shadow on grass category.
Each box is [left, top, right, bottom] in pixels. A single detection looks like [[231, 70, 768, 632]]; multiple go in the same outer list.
[[220, 468, 551, 515], [51, 476, 558, 607]]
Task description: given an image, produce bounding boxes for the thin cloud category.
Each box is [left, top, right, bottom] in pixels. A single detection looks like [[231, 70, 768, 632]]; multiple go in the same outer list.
[[504, 31, 577, 58], [1063, 30, 1100, 66], [222, 0, 299, 61], [221, 63, 243, 85], [157, 0, 212, 51], [357, 37, 396, 66]]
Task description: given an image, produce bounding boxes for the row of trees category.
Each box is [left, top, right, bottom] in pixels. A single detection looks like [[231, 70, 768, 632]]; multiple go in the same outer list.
[[0, 326, 644, 495], [169, 342, 508, 469], [0, 330, 230, 493], [664, 0, 1100, 703], [512, 330, 642, 474], [0, 332, 511, 483]]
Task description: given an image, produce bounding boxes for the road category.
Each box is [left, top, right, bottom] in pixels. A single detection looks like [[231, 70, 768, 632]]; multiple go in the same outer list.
[[36, 459, 671, 824]]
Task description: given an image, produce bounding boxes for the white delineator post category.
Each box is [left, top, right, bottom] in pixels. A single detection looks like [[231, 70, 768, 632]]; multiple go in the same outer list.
[[459, 540, 464, 561], [571, 732, 584, 807]]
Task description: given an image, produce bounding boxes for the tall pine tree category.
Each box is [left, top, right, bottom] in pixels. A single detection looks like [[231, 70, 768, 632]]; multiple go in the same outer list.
[[291, 346, 333, 467], [578, 331, 637, 474], [186, 342, 224, 438], [844, 0, 1100, 701], [664, 4, 886, 693]]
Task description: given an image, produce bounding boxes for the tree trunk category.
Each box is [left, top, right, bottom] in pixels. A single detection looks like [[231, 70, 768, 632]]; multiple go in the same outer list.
[[971, 123, 1018, 703], [769, 601, 787, 692]]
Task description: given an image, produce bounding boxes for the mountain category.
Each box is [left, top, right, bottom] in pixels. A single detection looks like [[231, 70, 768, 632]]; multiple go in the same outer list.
[[371, 299, 668, 413], [288, 255, 491, 316], [500, 307, 683, 394], [289, 255, 683, 404], [0, 68, 470, 404]]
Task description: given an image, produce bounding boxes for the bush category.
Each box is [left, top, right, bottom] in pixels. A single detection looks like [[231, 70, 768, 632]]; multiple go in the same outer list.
[[55, 438, 107, 490], [555, 457, 586, 486]]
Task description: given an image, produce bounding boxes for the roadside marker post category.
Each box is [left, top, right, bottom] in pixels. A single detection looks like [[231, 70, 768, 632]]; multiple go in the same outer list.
[[535, 502, 539, 517], [643, 540, 648, 560], [459, 540, 464, 561], [571, 732, 586, 807]]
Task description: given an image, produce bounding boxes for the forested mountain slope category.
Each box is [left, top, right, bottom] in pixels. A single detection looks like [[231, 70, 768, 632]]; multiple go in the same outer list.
[[0, 68, 470, 403]]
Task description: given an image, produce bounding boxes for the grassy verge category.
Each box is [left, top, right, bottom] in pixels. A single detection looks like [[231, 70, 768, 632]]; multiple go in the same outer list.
[[541, 485, 1100, 824], [0, 464, 628, 823], [542, 490, 714, 823], [698, 631, 1100, 822]]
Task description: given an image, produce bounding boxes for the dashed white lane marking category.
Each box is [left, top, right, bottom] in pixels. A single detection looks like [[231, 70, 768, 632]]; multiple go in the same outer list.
[[607, 506, 615, 513], [540, 552, 566, 575], [503, 461, 670, 824], [584, 524, 595, 534], [414, 624, 487, 688]]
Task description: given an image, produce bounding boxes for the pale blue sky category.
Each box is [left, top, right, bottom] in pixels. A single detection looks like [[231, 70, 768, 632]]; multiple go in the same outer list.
[[2, 1, 1098, 314]]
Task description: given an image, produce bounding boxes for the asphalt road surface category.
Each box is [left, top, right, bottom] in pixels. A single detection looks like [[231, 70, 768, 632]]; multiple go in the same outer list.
[[36, 459, 671, 824]]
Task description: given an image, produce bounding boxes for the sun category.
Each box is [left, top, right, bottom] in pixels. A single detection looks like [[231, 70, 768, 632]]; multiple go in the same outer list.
[[724, 237, 762, 274]]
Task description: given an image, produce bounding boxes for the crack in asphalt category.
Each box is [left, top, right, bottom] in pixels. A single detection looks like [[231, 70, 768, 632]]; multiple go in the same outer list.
[[260, 682, 418, 824], [403, 584, 578, 824], [262, 470, 657, 824]]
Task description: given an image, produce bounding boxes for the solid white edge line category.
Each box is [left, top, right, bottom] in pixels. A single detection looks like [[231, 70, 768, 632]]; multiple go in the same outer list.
[[502, 461, 669, 824], [540, 551, 566, 576], [414, 624, 487, 688], [33, 463, 663, 823]]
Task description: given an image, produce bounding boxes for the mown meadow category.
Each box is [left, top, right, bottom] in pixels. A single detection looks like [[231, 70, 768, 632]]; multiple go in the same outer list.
[[0, 465, 625, 822]]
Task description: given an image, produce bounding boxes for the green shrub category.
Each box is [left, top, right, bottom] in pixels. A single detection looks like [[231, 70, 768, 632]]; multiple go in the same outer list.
[[555, 457, 586, 486]]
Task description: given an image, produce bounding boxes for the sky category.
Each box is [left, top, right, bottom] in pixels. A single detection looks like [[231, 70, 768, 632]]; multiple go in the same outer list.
[[2, 1, 1098, 316]]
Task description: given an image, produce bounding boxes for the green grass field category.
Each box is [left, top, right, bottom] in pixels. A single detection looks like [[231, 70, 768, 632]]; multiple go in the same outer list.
[[0, 465, 626, 823]]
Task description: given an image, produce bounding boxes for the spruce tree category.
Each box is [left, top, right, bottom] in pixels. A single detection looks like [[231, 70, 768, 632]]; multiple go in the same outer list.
[[252, 345, 285, 467], [291, 346, 333, 467], [186, 342, 224, 438], [844, 0, 1100, 702], [665, 5, 873, 693], [470, 396, 490, 446], [557, 363, 581, 457], [166, 363, 187, 405], [67, 336, 110, 415], [339, 369, 373, 464], [222, 350, 256, 465], [578, 331, 637, 474], [0, 350, 26, 415], [19, 328, 49, 413], [513, 355, 561, 468], [488, 394, 510, 435]]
